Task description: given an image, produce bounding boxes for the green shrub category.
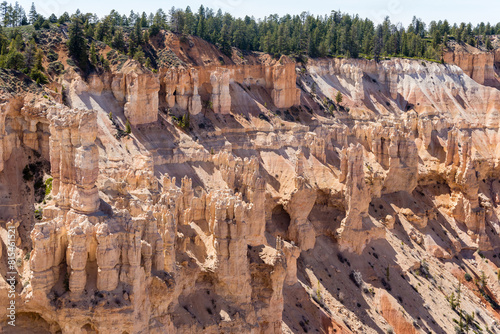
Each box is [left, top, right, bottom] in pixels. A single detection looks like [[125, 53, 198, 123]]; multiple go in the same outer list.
[[5, 51, 25, 70], [179, 113, 190, 129], [125, 120, 131, 134], [149, 24, 160, 37], [106, 49, 117, 60], [133, 49, 145, 64], [48, 61, 65, 75], [464, 273, 472, 282], [47, 49, 59, 62], [30, 69, 48, 84], [45, 178, 53, 196], [66, 58, 76, 67]]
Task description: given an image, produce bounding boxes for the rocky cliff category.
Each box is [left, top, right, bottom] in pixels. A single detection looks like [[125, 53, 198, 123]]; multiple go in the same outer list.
[[444, 45, 500, 89], [1, 37, 500, 334]]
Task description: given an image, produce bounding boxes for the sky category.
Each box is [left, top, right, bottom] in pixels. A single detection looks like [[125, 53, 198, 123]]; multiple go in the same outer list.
[[15, 0, 500, 26]]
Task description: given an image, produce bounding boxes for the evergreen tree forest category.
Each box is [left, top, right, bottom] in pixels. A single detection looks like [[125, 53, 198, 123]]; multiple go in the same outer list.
[[0, 2, 499, 79]]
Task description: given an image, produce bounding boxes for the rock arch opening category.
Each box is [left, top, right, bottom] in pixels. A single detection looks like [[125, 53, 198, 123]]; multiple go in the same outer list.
[[267, 204, 291, 238]]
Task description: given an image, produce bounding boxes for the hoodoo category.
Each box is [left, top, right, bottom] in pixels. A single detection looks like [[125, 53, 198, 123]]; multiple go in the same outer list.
[[1, 5, 500, 334]]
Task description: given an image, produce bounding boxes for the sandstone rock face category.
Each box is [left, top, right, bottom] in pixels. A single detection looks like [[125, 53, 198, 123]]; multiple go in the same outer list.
[[157, 57, 300, 116], [444, 50, 497, 87], [270, 56, 301, 108], [48, 107, 99, 213], [379, 291, 418, 334], [210, 68, 231, 114], [2, 48, 500, 334], [113, 62, 160, 125], [95, 223, 120, 291], [340, 144, 370, 231], [66, 220, 92, 292], [336, 144, 385, 253], [283, 150, 317, 250], [306, 57, 500, 121], [30, 221, 66, 294], [122, 63, 160, 125], [161, 67, 202, 114], [282, 240, 300, 285]]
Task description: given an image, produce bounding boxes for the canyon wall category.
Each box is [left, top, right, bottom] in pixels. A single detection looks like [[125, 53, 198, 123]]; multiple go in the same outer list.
[[159, 55, 300, 116], [79, 56, 301, 126], [444, 49, 500, 89], [1, 51, 500, 334]]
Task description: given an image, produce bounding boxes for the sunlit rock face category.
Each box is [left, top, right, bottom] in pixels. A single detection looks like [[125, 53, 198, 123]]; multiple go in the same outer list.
[[1, 32, 500, 334]]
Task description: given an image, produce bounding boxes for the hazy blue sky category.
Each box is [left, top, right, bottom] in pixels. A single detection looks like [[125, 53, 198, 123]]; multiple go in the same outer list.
[[18, 0, 500, 26]]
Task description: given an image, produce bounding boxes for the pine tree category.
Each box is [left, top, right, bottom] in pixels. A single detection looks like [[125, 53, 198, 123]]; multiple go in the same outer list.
[[67, 16, 88, 72], [128, 10, 137, 26], [149, 24, 160, 37], [218, 23, 231, 56], [48, 14, 57, 23], [5, 46, 25, 70], [28, 2, 36, 24], [11, 2, 20, 26], [169, 7, 183, 33], [134, 20, 142, 45], [2, 3, 11, 27], [90, 42, 97, 64], [335, 91, 343, 105], [24, 38, 36, 69], [153, 9, 167, 29], [112, 28, 125, 52], [196, 5, 206, 39], [58, 12, 70, 24], [30, 49, 47, 84], [19, 9, 28, 26], [33, 49, 43, 71], [485, 35, 493, 50], [0, 2, 8, 26], [133, 48, 145, 64], [121, 14, 128, 27], [373, 25, 383, 61], [140, 12, 148, 27]]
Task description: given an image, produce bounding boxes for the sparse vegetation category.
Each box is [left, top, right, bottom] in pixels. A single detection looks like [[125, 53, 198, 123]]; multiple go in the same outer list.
[[172, 113, 190, 130], [479, 271, 487, 289], [34, 208, 42, 220], [1, 3, 500, 333], [335, 91, 343, 106], [419, 259, 430, 278], [315, 280, 322, 303], [125, 119, 132, 134], [204, 100, 213, 110], [45, 177, 53, 196]]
